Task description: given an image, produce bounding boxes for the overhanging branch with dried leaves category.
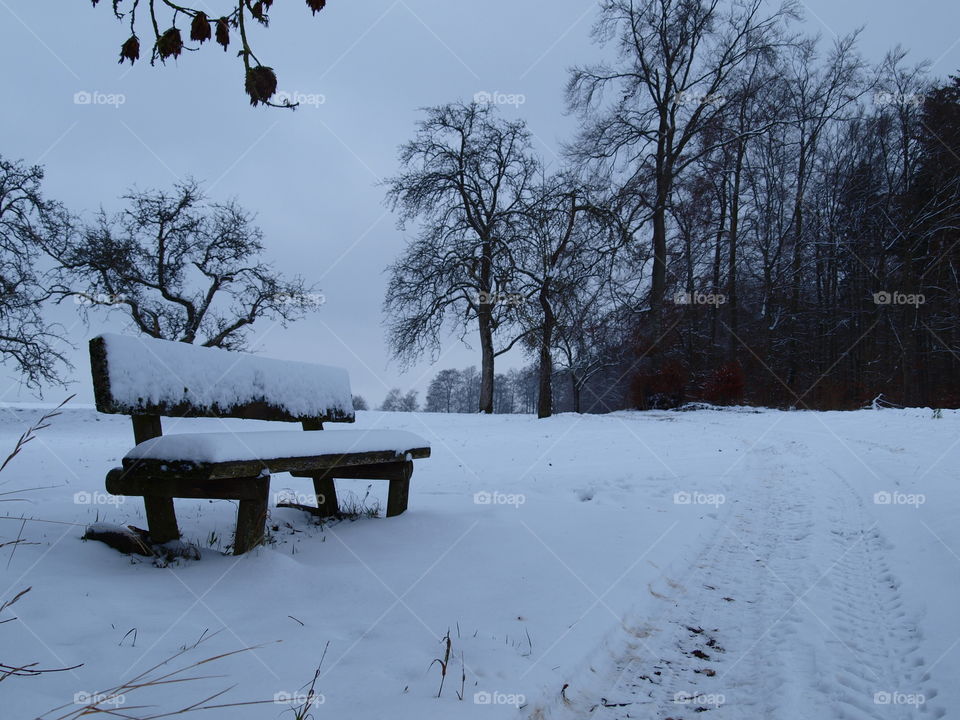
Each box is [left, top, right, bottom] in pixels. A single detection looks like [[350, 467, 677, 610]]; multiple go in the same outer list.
[[91, 0, 329, 107]]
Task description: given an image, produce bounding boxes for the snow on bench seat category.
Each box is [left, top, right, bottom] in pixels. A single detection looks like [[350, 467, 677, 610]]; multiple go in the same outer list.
[[125, 429, 430, 465]]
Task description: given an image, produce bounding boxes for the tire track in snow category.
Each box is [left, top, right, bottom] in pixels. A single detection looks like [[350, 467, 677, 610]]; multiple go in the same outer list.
[[533, 436, 942, 720]]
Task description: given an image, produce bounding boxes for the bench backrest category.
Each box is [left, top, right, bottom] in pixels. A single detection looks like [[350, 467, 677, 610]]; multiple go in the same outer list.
[[90, 334, 355, 425]]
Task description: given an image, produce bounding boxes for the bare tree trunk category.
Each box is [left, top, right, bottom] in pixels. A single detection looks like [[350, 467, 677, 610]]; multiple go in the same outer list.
[[727, 139, 745, 361], [787, 144, 808, 389], [537, 293, 555, 419], [711, 182, 728, 347], [651, 168, 671, 327], [477, 239, 496, 414], [478, 306, 495, 414], [650, 114, 672, 325]]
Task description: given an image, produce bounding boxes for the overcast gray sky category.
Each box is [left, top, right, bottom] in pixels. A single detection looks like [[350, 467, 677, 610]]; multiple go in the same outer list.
[[1, 0, 958, 406]]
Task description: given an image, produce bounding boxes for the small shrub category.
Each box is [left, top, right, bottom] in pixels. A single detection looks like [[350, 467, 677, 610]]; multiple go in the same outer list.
[[702, 362, 745, 405], [629, 359, 688, 410]]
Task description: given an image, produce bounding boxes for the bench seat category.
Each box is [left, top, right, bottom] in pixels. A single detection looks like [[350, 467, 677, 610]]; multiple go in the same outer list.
[[123, 429, 430, 474], [106, 428, 431, 549]]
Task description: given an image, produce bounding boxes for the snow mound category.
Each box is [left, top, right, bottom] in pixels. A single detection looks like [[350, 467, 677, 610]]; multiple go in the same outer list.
[[124, 429, 430, 463]]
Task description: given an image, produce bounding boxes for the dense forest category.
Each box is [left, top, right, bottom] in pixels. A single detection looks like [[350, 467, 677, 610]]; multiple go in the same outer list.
[[384, 1, 960, 415]]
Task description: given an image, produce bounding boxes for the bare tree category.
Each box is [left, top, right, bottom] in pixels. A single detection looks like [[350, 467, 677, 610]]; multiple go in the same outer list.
[[380, 388, 418, 412], [379, 388, 403, 411], [46, 179, 320, 350], [568, 0, 797, 326], [90, 0, 329, 107], [698, 49, 784, 358], [425, 368, 461, 413], [384, 102, 539, 413], [0, 157, 70, 389], [456, 366, 482, 413], [512, 173, 623, 418], [554, 299, 629, 414], [398, 390, 420, 412], [777, 34, 866, 385], [424, 365, 525, 414], [492, 371, 515, 414]]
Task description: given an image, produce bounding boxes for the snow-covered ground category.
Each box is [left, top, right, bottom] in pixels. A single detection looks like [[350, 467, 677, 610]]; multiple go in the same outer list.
[[1, 405, 957, 719]]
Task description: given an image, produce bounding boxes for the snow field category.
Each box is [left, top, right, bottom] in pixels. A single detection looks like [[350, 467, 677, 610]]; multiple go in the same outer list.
[[0, 405, 957, 719]]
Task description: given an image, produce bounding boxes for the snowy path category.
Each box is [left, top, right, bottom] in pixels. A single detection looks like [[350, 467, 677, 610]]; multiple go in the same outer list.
[[549, 434, 943, 719]]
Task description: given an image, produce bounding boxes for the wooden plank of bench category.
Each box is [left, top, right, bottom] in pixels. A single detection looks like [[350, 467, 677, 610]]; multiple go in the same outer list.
[[107, 468, 270, 555], [386, 461, 413, 517], [121, 447, 431, 481], [289, 460, 415, 518], [106, 468, 270, 500], [131, 415, 180, 544], [300, 419, 337, 518], [233, 476, 270, 555]]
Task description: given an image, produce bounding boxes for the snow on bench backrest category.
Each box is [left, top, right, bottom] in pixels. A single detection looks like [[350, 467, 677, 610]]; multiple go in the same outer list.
[[90, 334, 355, 423]]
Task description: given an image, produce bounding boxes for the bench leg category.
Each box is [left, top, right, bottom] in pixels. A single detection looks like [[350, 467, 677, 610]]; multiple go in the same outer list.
[[144, 497, 180, 544], [234, 476, 270, 555], [129, 416, 181, 544], [312, 476, 339, 518], [386, 461, 413, 518]]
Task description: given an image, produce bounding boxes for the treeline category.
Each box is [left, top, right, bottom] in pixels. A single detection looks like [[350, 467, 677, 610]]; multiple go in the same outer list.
[[424, 366, 536, 414], [383, 0, 960, 415], [422, 364, 629, 415], [377, 367, 537, 414]]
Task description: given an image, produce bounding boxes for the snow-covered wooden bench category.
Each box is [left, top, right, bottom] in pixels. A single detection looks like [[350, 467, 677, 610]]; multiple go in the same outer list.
[[89, 334, 430, 554]]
